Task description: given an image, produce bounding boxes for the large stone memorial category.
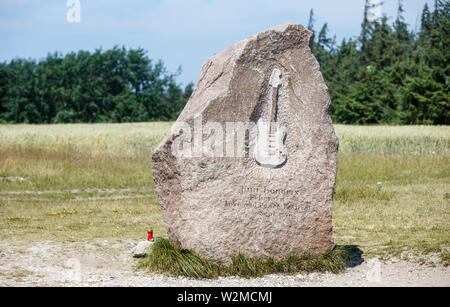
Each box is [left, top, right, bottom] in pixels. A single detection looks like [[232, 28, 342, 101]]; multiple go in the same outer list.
[[152, 23, 339, 262]]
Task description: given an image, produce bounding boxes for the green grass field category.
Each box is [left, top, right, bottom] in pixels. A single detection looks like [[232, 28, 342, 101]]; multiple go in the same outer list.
[[0, 123, 449, 265]]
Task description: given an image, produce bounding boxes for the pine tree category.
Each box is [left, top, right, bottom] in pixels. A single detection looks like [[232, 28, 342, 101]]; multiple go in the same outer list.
[[307, 9, 315, 35], [397, 0, 449, 124], [394, 0, 410, 43], [360, 0, 375, 64]]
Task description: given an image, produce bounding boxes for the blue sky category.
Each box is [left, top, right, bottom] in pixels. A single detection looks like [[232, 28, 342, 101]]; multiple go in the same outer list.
[[1, 0, 434, 86]]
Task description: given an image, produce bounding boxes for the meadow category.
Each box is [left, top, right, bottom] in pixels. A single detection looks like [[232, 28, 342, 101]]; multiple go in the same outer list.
[[0, 123, 449, 266]]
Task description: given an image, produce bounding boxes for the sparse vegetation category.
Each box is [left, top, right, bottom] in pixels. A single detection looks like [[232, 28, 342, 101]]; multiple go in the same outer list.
[[137, 238, 358, 279]]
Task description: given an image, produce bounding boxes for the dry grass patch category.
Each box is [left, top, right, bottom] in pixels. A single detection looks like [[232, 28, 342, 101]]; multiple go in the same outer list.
[[0, 198, 166, 242], [0, 149, 154, 191], [334, 156, 449, 265]]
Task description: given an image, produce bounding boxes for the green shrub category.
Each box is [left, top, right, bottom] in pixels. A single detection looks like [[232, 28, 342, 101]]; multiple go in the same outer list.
[[138, 238, 359, 279]]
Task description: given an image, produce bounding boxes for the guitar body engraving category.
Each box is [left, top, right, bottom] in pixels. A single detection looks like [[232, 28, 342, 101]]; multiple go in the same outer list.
[[254, 68, 288, 168]]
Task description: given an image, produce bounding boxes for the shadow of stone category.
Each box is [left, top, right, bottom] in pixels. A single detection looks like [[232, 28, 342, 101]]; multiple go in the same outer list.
[[336, 245, 365, 268]]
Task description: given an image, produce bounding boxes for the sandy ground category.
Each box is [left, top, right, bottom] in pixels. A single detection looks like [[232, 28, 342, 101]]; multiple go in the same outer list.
[[0, 240, 448, 287]]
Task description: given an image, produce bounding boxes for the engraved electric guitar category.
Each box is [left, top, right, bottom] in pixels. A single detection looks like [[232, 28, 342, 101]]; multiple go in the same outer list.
[[254, 69, 287, 168]]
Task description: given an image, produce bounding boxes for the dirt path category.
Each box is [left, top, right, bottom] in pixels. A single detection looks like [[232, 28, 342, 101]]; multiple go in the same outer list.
[[0, 240, 448, 287], [0, 186, 157, 202]]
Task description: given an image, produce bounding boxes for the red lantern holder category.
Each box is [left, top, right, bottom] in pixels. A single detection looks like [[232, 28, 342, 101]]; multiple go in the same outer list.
[[147, 230, 154, 241]]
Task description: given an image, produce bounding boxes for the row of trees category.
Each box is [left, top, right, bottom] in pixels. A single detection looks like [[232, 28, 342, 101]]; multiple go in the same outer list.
[[0, 0, 448, 124], [0, 47, 193, 123], [310, 0, 449, 124]]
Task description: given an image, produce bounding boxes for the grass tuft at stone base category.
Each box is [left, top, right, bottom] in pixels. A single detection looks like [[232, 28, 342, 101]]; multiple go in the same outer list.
[[137, 238, 360, 279]]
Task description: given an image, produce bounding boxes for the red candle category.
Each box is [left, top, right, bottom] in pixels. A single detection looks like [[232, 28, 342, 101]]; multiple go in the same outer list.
[[147, 230, 153, 241]]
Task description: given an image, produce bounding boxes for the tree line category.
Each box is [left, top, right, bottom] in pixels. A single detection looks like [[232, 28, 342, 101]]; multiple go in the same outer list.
[[0, 47, 193, 123], [0, 0, 448, 124], [310, 0, 449, 124]]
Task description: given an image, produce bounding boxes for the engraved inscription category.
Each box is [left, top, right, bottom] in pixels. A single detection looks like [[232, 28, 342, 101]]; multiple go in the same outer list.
[[223, 186, 302, 210]]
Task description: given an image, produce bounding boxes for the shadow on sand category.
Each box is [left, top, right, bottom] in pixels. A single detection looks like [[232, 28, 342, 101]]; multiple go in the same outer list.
[[337, 245, 365, 268]]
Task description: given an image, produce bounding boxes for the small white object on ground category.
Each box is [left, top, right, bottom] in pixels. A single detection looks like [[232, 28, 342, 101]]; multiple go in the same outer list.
[[0, 177, 28, 182], [131, 240, 154, 258]]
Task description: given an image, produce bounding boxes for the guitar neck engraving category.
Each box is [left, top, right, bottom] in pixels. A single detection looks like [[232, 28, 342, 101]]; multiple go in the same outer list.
[[268, 69, 282, 132], [254, 68, 288, 169]]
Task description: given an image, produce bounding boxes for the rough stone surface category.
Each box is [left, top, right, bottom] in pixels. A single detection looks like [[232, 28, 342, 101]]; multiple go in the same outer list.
[[152, 23, 339, 263], [131, 241, 154, 258]]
